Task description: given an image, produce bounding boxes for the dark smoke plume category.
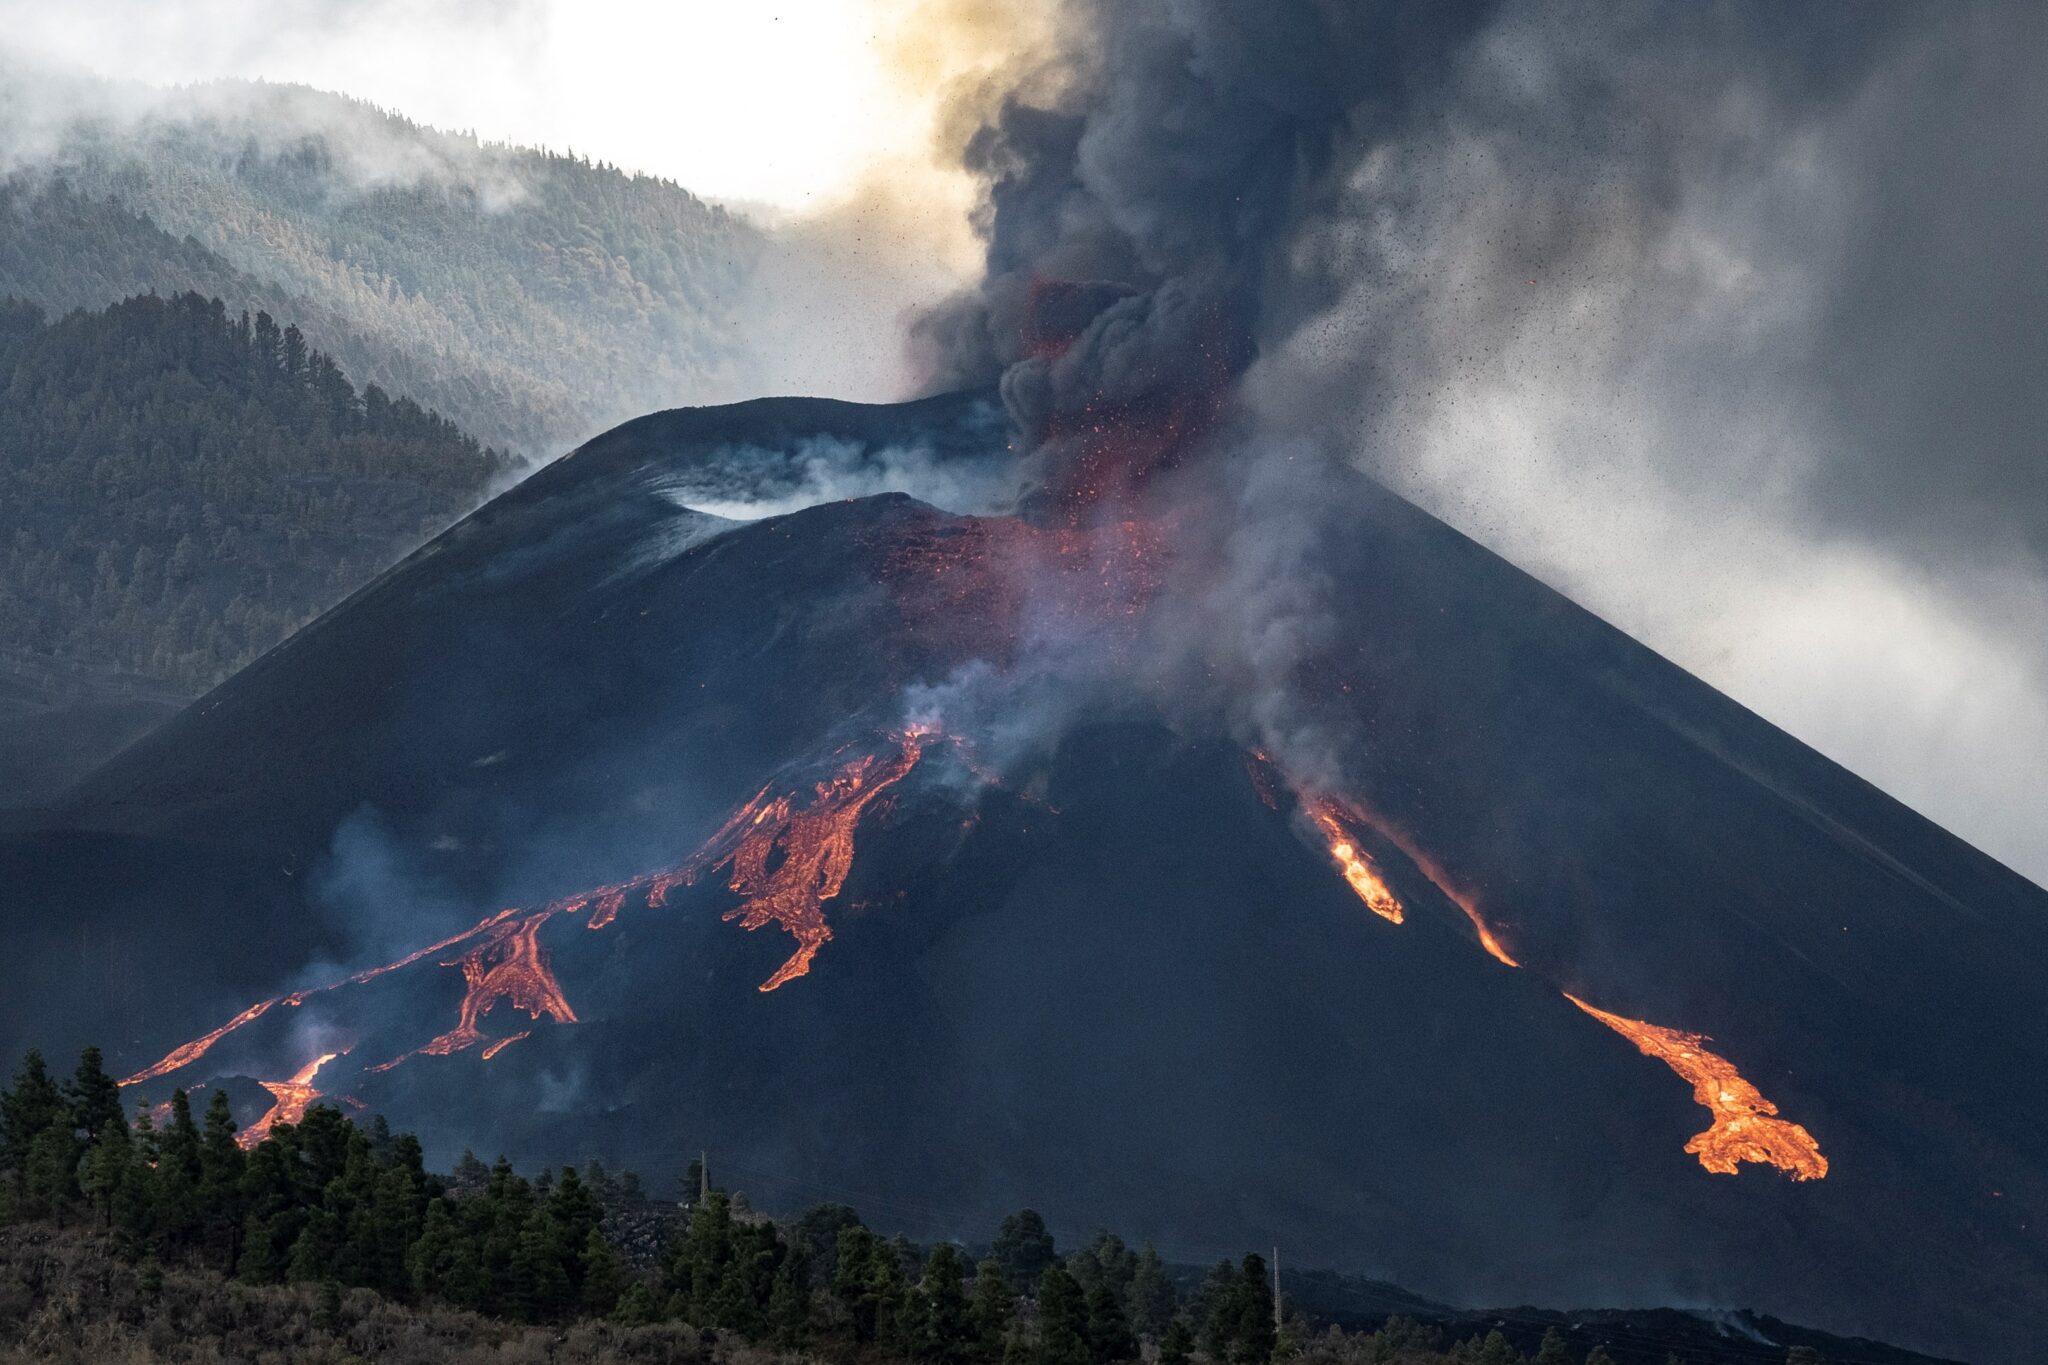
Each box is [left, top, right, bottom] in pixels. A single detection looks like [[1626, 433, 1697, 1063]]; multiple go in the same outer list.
[[918, 0, 2048, 882]]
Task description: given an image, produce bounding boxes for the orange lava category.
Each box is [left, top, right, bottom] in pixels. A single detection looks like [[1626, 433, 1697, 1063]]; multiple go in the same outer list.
[[240, 1052, 339, 1149], [370, 912, 577, 1071], [1298, 795, 1404, 925], [123, 1000, 280, 1085], [481, 1031, 531, 1060], [1566, 994, 1828, 1180], [119, 906, 527, 1088], [678, 728, 932, 991]]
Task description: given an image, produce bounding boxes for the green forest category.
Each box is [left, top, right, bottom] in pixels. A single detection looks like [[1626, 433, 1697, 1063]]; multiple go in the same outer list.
[[0, 77, 762, 457], [0, 290, 509, 690], [0, 1047, 1832, 1365]]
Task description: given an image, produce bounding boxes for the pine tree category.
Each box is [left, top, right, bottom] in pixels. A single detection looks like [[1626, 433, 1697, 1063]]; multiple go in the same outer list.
[[768, 1248, 813, 1347], [580, 1226, 626, 1317], [1035, 1263, 1093, 1365], [834, 1224, 883, 1342], [198, 1090, 246, 1265], [1159, 1318, 1195, 1365], [994, 1209, 1058, 1288], [969, 1256, 1017, 1362], [1473, 1328, 1519, 1365], [913, 1242, 973, 1365], [1534, 1327, 1573, 1365], [66, 1047, 125, 1141], [1085, 1275, 1140, 1364], [1127, 1244, 1176, 1340], [1, 1050, 66, 1184], [509, 1208, 572, 1321], [78, 1118, 130, 1226], [1584, 1348, 1617, 1365], [114, 1106, 159, 1249]]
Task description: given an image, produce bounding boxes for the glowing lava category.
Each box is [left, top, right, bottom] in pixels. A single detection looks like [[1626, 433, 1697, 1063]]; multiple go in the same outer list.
[[240, 1052, 340, 1149], [1299, 795, 1404, 924], [1566, 994, 1828, 1180], [677, 727, 933, 991], [369, 912, 577, 1071], [122, 726, 955, 1119], [481, 1031, 530, 1060]]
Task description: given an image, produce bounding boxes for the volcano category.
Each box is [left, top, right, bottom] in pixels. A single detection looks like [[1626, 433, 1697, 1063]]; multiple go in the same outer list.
[[6, 390, 2046, 1364]]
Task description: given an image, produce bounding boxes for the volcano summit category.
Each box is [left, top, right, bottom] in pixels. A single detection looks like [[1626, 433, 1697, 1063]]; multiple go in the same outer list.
[[4, 383, 2044, 1364]]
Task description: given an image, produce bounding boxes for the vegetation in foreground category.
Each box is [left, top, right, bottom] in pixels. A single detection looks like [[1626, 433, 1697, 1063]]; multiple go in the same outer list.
[[2, 1047, 1835, 1365]]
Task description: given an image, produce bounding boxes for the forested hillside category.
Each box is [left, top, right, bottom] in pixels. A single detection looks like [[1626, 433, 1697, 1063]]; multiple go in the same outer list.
[[0, 291, 507, 694], [0, 1045, 1880, 1365], [0, 75, 764, 456]]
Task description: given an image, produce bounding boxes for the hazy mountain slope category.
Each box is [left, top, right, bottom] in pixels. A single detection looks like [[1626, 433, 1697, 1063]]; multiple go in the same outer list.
[[12, 391, 2045, 1363], [0, 73, 763, 456]]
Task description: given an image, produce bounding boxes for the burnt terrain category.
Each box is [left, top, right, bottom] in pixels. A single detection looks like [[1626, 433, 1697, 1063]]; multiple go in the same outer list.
[[4, 391, 2044, 1363]]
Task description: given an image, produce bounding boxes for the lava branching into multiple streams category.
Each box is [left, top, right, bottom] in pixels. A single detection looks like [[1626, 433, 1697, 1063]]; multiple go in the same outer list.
[[119, 726, 949, 1132], [1252, 751, 1827, 1180]]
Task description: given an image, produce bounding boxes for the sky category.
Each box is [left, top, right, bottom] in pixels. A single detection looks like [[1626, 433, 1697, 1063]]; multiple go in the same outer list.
[[0, 0, 935, 212], [3, 0, 2045, 886]]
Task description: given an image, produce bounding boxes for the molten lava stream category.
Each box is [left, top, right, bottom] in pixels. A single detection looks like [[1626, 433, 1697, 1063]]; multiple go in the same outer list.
[[368, 912, 578, 1072], [240, 1052, 340, 1149], [677, 727, 933, 991], [1565, 994, 1828, 1180], [118, 905, 529, 1088], [1298, 795, 1404, 925]]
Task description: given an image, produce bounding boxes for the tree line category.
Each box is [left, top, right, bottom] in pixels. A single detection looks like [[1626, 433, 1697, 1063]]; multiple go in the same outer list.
[[0, 289, 511, 690], [0, 1046, 1825, 1365]]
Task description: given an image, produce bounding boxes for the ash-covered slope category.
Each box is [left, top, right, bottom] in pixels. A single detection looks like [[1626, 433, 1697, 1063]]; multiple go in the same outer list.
[[8, 391, 2048, 1363]]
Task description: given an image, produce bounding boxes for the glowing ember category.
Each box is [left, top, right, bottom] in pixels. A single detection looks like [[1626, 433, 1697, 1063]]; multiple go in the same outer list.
[[1566, 994, 1828, 1180], [677, 727, 932, 991], [1299, 795, 1404, 924], [240, 1052, 340, 1149], [876, 516, 1168, 661]]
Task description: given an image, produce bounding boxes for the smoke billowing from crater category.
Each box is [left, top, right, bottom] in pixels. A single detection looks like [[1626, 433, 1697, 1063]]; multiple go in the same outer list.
[[912, 0, 2048, 884]]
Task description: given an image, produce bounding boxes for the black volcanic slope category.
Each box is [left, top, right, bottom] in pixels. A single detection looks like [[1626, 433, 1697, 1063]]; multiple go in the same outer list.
[[7, 391, 2047, 1363]]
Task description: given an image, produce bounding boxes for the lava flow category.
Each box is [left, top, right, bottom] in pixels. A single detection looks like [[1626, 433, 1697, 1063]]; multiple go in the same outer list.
[[122, 725, 951, 1119], [1298, 793, 1404, 924], [1566, 995, 1829, 1180], [673, 726, 934, 991], [368, 911, 578, 1071], [240, 1052, 340, 1149], [1253, 749, 1825, 1178]]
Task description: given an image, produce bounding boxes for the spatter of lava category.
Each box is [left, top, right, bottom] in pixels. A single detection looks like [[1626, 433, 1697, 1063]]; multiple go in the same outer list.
[[119, 726, 952, 1127], [1251, 748, 1827, 1180]]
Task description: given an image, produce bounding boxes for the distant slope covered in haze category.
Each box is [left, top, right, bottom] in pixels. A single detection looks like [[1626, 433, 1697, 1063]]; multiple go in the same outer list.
[[0, 71, 764, 457]]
